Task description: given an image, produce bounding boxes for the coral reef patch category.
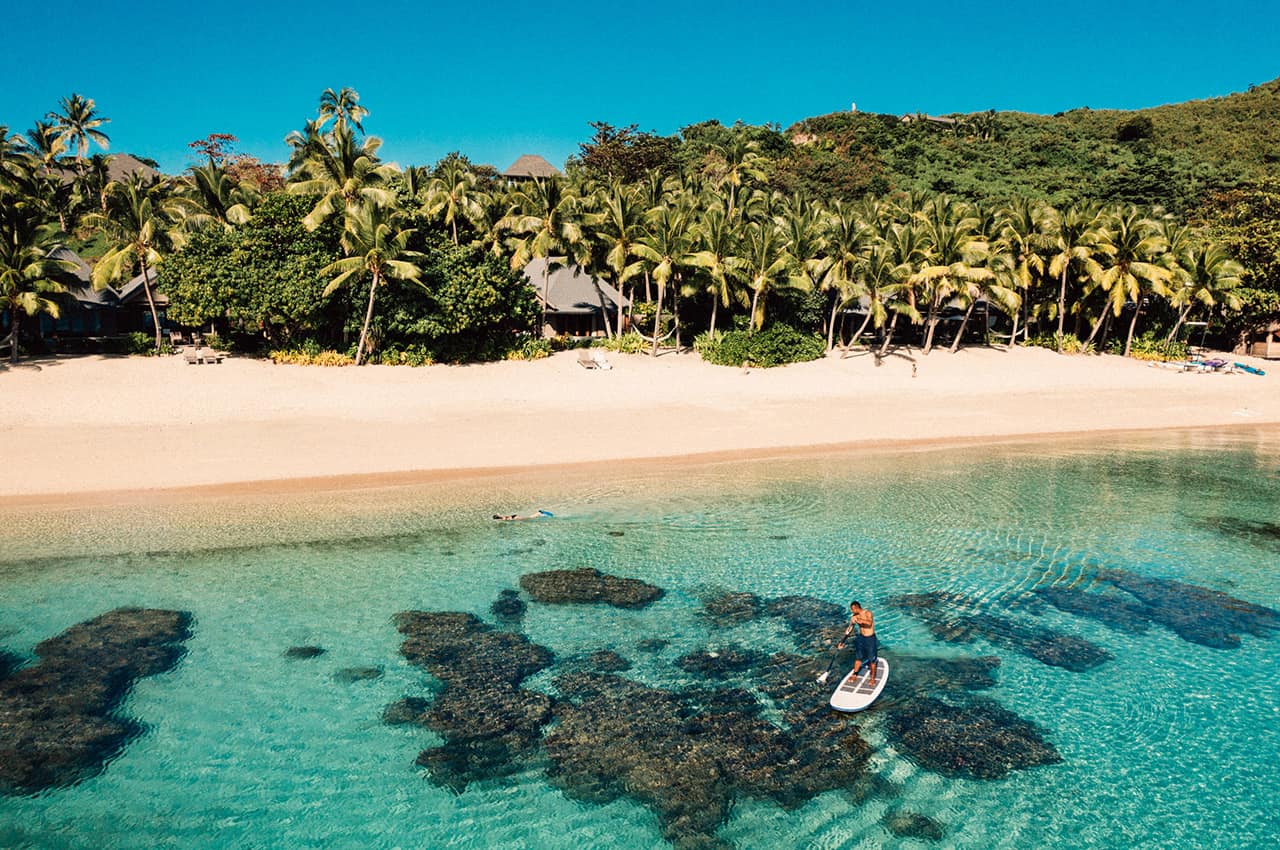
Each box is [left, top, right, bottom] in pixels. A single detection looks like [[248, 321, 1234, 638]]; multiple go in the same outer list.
[[520, 568, 665, 609]]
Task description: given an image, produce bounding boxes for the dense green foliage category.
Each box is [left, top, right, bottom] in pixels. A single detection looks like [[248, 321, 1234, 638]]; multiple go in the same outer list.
[[696, 325, 825, 367], [5, 80, 1278, 366]]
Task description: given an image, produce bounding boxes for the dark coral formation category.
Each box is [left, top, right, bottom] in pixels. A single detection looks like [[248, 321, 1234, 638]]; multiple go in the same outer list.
[[490, 589, 527, 625], [886, 697, 1061, 779], [883, 810, 946, 841], [1097, 569, 1280, 649], [1199, 516, 1280, 551], [0, 650, 20, 679], [584, 650, 631, 672], [702, 592, 762, 626], [636, 638, 670, 653], [546, 671, 870, 849], [0, 607, 192, 795], [284, 645, 326, 659], [383, 696, 432, 725], [764, 595, 845, 644], [1034, 586, 1154, 634], [889, 654, 1002, 699], [393, 611, 555, 791], [520, 568, 665, 609], [675, 646, 762, 679], [887, 592, 1112, 672], [334, 666, 383, 683]]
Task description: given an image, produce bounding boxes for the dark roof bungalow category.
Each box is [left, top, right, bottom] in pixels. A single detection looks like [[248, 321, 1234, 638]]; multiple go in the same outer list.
[[524, 258, 628, 338]]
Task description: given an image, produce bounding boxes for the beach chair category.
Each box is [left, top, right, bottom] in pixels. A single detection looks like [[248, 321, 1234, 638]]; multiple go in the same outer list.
[[591, 350, 613, 370], [183, 348, 199, 365], [199, 348, 223, 364], [577, 349, 599, 369]]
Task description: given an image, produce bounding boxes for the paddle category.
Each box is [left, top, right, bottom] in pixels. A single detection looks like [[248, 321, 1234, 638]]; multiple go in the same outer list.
[[816, 642, 844, 684]]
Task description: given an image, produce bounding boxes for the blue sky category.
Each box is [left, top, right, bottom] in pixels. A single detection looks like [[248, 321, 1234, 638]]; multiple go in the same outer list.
[[3, 1, 1277, 174]]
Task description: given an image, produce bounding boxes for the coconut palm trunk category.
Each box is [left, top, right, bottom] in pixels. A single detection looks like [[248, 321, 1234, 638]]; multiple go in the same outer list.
[[651, 280, 665, 357], [1056, 267, 1069, 352], [922, 298, 941, 355], [355, 269, 382, 366], [749, 287, 762, 336], [948, 300, 979, 354], [847, 311, 874, 356], [1123, 298, 1143, 357], [1166, 304, 1194, 343], [708, 298, 718, 339], [827, 299, 842, 352], [7, 313, 20, 365], [672, 276, 682, 351], [139, 259, 163, 352], [878, 313, 900, 356]]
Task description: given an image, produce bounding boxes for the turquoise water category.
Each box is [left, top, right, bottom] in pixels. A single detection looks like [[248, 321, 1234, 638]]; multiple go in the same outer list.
[[1, 428, 1278, 849]]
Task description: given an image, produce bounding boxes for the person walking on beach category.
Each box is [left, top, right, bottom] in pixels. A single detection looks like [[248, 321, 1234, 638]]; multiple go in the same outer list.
[[836, 601, 878, 685]]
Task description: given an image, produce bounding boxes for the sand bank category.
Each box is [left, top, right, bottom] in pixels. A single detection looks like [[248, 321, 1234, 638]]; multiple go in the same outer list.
[[2, 346, 1276, 502]]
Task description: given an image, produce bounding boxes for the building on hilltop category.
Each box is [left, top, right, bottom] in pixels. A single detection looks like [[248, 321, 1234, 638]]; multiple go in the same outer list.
[[502, 154, 561, 183], [523, 258, 628, 338]]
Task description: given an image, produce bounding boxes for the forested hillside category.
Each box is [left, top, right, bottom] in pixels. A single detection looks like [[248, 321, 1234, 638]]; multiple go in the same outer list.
[[772, 78, 1280, 211]]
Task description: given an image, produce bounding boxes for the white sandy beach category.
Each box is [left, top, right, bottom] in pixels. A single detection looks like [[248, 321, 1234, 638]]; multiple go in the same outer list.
[[2, 346, 1276, 501]]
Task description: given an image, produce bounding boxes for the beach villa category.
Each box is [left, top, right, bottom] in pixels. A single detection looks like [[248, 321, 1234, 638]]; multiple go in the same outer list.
[[502, 154, 561, 183], [523, 258, 629, 338]]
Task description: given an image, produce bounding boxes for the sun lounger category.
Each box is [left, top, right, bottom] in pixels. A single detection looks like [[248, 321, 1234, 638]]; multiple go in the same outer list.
[[577, 350, 599, 369], [591, 350, 613, 370], [183, 348, 199, 365], [198, 348, 223, 364]]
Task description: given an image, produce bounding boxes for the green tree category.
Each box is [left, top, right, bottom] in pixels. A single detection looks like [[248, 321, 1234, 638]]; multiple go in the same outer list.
[[635, 199, 696, 354], [321, 202, 423, 365], [1164, 241, 1243, 341], [688, 205, 745, 338], [913, 197, 992, 354], [287, 123, 398, 232], [424, 156, 482, 244], [87, 174, 193, 352], [46, 93, 110, 164], [740, 219, 792, 332], [1088, 206, 1172, 355], [0, 202, 73, 363], [317, 87, 368, 134], [501, 178, 584, 330], [1044, 203, 1102, 351]]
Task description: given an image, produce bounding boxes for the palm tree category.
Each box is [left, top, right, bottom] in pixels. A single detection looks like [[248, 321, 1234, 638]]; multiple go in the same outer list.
[[317, 87, 368, 134], [814, 201, 872, 351], [1087, 206, 1172, 356], [87, 174, 190, 352], [740, 219, 792, 332], [423, 158, 481, 244], [877, 221, 927, 356], [1164, 241, 1243, 342], [705, 137, 766, 218], [184, 162, 259, 229], [501, 178, 584, 330], [46, 93, 110, 164], [584, 177, 647, 336], [688, 206, 744, 339], [20, 120, 67, 169], [0, 202, 74, 363], [287, 124, 398, 231], [320, 202, 423, 365], [1044, 203, 1102, 351], [635, 201, 695, 355], [912, 197, 991, 354], [779, 192, 828, 336]]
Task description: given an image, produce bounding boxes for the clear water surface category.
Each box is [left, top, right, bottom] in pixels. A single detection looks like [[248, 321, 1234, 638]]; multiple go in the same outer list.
[[1, 428, 1278, 849]]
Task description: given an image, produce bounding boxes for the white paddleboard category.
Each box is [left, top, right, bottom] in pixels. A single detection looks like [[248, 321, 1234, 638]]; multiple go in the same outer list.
[[830, 657, 888, 712]]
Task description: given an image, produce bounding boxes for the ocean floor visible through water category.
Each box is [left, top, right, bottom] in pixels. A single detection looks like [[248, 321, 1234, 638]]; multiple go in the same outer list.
[[1, 427, 1278, 849]]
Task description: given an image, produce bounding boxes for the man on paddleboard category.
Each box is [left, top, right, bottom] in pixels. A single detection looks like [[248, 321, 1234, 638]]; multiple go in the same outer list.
[[836, 601, 878, 685]]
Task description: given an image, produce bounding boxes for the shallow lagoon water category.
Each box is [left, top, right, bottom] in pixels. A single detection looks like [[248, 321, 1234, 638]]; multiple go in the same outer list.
[[1, 428, 1278, 849]]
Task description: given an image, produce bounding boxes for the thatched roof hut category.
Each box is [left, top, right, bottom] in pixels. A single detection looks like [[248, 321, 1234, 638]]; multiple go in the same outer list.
[[502, 154, 561, 181]]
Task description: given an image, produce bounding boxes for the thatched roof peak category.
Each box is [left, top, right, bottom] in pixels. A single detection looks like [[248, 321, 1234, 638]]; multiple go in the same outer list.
[[502, 154, 560, 179]]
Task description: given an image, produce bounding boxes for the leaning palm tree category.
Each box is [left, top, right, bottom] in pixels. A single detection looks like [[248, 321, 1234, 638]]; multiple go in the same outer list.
[[317, 87, 368, 134], [1088, 206, 1172, 356], [0, 202, 74, 363], [913, 197, 991, 354], [582, 177, 648, 336], [287, 123, 398, 232], [87, 174, 192, 352], [816, 200, 871, 351], [1044, 203, 1102, 351], [878, 221, 927, 356], [740, 219, 793, 332], [1164, 241, 1243, 343], [423, 158, 481, 244], [320, 202, 423, 365], [998, 198, 1050, 346], [47, 93, 110, 164], [635, 201, 696, 355]]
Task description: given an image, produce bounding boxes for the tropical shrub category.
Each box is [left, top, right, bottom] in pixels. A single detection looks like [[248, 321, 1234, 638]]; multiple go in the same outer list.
[[697, 325, 826, 367], [506, 336, 552, 361], [125, 332, 173, 356], [375, 344, 434, 366], [1107, 331, 1188, 361], [268, 346, 354, 366], [593, 332, 649, 354], [1020, 333, 1094, 354]]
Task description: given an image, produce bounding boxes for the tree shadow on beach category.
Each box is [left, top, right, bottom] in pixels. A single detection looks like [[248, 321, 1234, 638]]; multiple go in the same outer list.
[[0, 356, 67, 374]]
